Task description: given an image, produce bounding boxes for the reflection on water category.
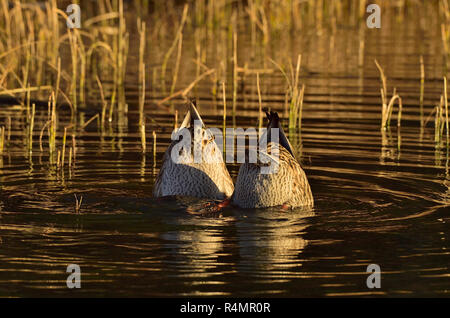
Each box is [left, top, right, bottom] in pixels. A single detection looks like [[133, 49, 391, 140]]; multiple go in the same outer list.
[[1, 1, 450, 297]]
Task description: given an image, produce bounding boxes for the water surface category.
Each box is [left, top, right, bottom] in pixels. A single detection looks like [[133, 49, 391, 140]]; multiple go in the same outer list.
[[0, 2, 449, 297]]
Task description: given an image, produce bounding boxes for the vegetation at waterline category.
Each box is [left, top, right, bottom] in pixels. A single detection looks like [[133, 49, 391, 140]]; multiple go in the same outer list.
[[0, 0, 449, 172]]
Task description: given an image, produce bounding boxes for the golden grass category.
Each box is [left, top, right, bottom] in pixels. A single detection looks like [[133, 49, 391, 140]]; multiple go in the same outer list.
[[420, 56, 425, 126], [374, 60, 403, 130], [256, 72, 263, 130], [269, 54, 305, 130], [0, 126, 4, 155], [222, 81, 227, 156], [0, 0, 448, 167], [152, 131, 157, 167], [161, 4, 189, 94]]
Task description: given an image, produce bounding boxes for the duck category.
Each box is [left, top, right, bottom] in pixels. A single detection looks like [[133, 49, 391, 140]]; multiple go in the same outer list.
[[153, 100, 234, 200], [232, 111, 314, 209]]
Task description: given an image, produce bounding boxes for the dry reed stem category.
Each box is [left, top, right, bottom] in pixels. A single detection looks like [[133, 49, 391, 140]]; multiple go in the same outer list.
[[436, 96, 445, 144], [74, 194, 83, 213], [374, 59, 388, 108], [140, 119, 146, 153], [0, 85, 52, 96], [161, 4, 189, 92], [445, 76, 449, 146], [156, 69, 215, 107], [57, 149, 61, 167], [222, 81, 227, 156], [39, 120, 50, 152], [170, 33, 183, 96], [29, 103, 35, 151], [298, 84, 305, 131], [6, 116, 11, 142], [256, 72, 263, 130], [232, 30, 238, 122], [138, 19, 146, 126], [0, 126, 4, 155], [79, 113, 99, 131], [420, 56, 425, 126], [152, 131, 157, 167], [174, 110, 178, 130], [139, 63, 146, 128], [96, 75, 107, 128], [69, 147, 72, 168]]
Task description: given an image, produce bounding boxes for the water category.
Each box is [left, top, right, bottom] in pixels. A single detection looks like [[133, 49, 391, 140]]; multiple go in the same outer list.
[[0, 2, 449, 297]]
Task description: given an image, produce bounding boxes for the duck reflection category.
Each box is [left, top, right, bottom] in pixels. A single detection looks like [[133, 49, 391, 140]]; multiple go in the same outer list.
[[235, 208, 314, 276]]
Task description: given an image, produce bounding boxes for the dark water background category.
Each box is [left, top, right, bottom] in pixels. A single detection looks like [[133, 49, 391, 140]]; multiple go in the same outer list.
[[0, 1, 449, 296]]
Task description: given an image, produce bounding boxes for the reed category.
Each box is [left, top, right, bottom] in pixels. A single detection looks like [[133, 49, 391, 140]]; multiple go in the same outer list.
[[28, 103, 35, 152], [96, 75, 107, 129], [222, 81, 227, 156], [435, 95, 445, 145], [138, 19, 146, 127], [445, 76, 449, 146], [6, 116, 11, 143], [156, 68, 215, 106], [152, 131, 157, 167], [139, 63, 146, 132], [420, 56, 425, 126], [49, 91, 57, 156], [80, 113, 100, 131], [174, 110, 178, 130], [161, 4, 189, 93], [171, 30, 183, 100], [62, 127, 68, 168], [232, 29, 238, 125], [270, 54, 304, 130], [298, 84, 305, 131], [69, 146, 72, 168], [68, 29, 78, 112], [256, 72, 263, 130], [74, 194, 83, 214], [140, 119, 146, 153], [39, 120, 50, 152], [374, 60, 403, 130], [57, 149, 61, 168], [0, 86, 52, 96], [0, 126, 4, 155], [72, 134, 76, 165]]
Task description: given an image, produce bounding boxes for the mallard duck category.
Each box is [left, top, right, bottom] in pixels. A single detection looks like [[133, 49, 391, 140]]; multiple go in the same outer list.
[[153, 101, 234, 200], [232, 111, 314, 208]]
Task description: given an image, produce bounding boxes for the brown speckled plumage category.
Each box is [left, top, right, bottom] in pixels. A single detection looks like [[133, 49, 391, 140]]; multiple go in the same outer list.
[[153, 102, 234, 199], [232, 112, 313, 208]]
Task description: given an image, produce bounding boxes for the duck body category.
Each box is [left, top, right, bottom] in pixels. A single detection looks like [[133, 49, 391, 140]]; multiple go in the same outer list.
[[232, 112, 313, 209], [153, 102, 234, 200]]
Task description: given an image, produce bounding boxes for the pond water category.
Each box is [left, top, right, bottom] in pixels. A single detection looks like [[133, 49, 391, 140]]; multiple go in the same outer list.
[[0, 1, 449, 297]]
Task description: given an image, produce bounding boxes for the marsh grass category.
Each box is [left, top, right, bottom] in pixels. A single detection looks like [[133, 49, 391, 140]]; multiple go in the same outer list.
[[222, 81, 227, 156], [444, 76, 449, 146], [0, 0, 448, 167], [152, 131, 157, 167], [232, 29, 238, 126], [374, 59, 403, 130], [174, 110, 178, 130], [420, 56, 425, 126], [256, 72, 263, 130], [435, 95, 446, 145], [0, 126, 4, 155], [161, 4, 189, 94], [28, 103, 35, 152], [269, 54, 305, 130], [96, 75, 107, 129], [74, 194, 83, 214], [140, 118, 146, 153], [428, 77, 449, 149]]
